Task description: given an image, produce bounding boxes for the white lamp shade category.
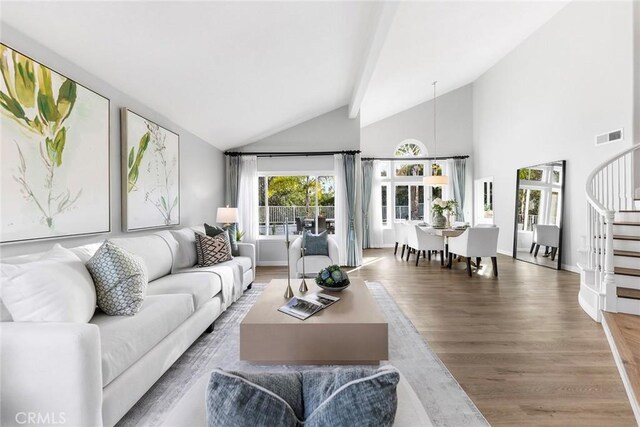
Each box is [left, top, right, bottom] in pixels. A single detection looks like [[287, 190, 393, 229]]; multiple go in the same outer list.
[[423, 175, 449, 186], [216, 207, 239, 224]]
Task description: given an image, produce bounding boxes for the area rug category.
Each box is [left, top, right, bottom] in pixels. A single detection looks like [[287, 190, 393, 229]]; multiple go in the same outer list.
[[117, 282, 488, 427]]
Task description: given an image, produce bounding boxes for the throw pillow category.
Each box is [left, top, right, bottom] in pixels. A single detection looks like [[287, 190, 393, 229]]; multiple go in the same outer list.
[[205, 367, 399, 427], [195, 231, 233, 267], [170, 228, 198, 272], [86, 241, 148, 316], [302, 366, 400, 427], [0, 245, 97, 322], [204, 223, 239, 256], [302, 231, 329, 256], [207, 369, 303, 427]]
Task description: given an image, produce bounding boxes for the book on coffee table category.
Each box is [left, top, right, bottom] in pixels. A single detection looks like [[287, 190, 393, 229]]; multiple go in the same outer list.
[[278, 291, 340, 320]]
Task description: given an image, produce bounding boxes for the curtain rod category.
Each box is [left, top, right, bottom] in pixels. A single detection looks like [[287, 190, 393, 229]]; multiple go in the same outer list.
[[361, 155, 469, 161], [224, 150, 361, 158]]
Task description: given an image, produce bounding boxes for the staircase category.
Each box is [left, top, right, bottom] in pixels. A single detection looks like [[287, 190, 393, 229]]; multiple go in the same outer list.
[[578, 144, 640, 322]]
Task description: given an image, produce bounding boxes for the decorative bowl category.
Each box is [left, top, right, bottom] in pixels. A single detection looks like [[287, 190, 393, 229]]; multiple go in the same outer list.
[[315, 265, 350, 292]]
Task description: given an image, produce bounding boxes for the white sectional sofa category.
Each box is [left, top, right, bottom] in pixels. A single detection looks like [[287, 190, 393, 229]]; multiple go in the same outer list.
[[0, 226, 255, 427]]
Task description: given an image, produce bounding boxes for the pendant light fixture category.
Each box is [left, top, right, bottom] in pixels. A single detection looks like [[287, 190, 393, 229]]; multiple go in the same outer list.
[[423, 81, 449, 186]]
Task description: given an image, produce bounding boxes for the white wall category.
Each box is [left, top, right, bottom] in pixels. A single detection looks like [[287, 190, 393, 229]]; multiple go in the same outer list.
[[237, 105, 360, 152], [361, 84, 474, 245], [361, 84, 473, 158], [472, 1, 635, 269], [0, 25, 225, 258]]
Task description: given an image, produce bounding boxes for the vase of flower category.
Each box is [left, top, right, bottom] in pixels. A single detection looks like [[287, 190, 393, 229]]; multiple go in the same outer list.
[[432, 198, 458, 228]]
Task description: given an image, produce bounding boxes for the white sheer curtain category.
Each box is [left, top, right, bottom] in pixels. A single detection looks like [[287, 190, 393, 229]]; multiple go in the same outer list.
[[334, 154, 347, 265], [369, 161, 384, 247], [237, 156, 259, 244]]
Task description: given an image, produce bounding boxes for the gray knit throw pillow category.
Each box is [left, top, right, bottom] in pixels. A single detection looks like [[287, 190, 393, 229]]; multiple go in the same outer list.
[[86, 241, 147, 316]]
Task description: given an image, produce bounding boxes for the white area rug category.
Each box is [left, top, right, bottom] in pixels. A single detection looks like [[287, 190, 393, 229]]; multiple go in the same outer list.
[[117, 282, 488, 427]]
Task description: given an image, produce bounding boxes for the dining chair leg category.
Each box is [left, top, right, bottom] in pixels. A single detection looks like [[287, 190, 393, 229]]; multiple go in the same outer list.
[[551, 247, 557, 261], [440, 250, 445, 266], [529, 242, 536, 254], [465, 257, 472, 276], [401, 244, 406, 259], [394, 242, 399, 255], [448, 253, 453, 269], [415, 250, 421, 266], [406, 247, 412, 261], [427, 250, 431, 261], [476, 257, 481, 268], [533, 244, 540, 257], [491, 257, 498, 277]]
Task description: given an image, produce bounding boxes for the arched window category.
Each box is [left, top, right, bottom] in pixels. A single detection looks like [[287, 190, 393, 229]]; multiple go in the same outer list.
[[394, 139, 427, 158]]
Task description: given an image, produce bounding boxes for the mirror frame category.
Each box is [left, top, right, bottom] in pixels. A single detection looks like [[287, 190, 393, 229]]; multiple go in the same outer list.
[[512, 160, 566, 270]]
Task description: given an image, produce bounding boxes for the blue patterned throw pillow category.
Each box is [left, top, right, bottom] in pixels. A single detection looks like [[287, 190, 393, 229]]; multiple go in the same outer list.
[[86, 241, 148, 316], [302, 230, 329, 256], [206, 366, 399, 427]]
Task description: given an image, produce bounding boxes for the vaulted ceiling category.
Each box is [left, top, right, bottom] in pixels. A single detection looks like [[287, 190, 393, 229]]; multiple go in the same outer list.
[[1, 1, 568, 149]]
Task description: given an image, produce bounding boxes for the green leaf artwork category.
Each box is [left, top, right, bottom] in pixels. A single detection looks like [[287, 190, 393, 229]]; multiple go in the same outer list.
[[1, 45, 81, 229], [124, 110, 179, 229]]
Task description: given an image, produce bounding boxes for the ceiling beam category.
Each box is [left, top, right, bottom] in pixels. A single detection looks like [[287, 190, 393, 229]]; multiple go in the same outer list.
[[348, 2, 399, 119]]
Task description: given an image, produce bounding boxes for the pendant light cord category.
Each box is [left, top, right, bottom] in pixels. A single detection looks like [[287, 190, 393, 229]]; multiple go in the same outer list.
[[433, 81, 437, 157]]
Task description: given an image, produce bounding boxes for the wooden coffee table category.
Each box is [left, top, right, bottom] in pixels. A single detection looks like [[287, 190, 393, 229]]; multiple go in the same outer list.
[[240, 278, 388, 364]]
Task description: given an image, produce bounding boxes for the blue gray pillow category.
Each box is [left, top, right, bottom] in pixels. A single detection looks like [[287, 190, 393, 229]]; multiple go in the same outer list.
[[206, 366, 399, 427], [302, 231, 329, 256]]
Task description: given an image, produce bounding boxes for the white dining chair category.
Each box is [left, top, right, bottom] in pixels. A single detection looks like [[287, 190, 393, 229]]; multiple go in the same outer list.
[[447, 227, 500, 276], [406, 225, 445, 266], [531, 224, 560, 260], [393, 222, 410, 258]]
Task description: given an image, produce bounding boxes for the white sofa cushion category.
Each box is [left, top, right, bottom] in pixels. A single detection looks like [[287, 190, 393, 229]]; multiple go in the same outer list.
[[0, 245, 96, 322], [109, 235, 173, 281], [91, 294, 194, 386], [148, 272, 222, 310]]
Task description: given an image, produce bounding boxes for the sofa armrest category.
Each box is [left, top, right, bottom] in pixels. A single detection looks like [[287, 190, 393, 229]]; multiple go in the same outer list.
[[1, 322, 103, 427], [328, 237, 340, 265], [288, 237, 303, 277], [237, 243, 256, 269]]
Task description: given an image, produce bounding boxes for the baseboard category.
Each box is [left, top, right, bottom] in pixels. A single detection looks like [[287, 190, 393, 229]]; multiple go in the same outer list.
[[602, 314, 640, 423], [497, 249, 512, 256], [561, 264, 580, 274], [257, 261, 287, 267]]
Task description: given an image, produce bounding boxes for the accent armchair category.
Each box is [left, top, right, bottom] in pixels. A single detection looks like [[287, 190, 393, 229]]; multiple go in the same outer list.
[[288, 236, 340, 278], [447, 227, 500, 276]]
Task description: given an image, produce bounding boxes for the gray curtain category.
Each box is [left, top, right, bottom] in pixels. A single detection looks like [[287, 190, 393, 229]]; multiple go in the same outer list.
[[361, 160, 374, 249], [343, 153, 359, 266], [225, 155, 240, 207], [451, 158, 466, 221]]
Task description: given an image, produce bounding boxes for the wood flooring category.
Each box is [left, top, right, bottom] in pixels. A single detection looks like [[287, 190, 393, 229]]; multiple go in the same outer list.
[[255, 249, 635, 426], [604, 312, 640, 419]]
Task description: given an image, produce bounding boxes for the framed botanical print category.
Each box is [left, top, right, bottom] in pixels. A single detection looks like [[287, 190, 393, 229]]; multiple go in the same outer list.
[[121, 108, 180, 231], [0, 44, 110, 243]]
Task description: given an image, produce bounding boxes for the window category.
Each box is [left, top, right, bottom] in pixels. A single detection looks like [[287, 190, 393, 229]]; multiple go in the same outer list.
[[258, 175, 335, 237], [381, 185, 388, 226], [475, 177, 494, 224], [395, 185, 425, 221], [394, 141, 425, 157]]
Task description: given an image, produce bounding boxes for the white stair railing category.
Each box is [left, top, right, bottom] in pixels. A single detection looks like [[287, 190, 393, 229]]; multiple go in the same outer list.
[[585, 143, 639, 313]]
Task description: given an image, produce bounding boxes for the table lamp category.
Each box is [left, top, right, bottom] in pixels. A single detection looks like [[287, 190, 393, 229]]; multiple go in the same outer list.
[[216, 206, 239, 228]]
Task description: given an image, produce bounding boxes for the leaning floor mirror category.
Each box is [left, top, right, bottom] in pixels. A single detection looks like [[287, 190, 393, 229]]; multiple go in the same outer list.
[[513, 160, 566, 270]]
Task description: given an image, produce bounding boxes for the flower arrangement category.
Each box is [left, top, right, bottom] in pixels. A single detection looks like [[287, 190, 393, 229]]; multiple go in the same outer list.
[[431, 198, 457, 215], [315, 265, 350, 290]]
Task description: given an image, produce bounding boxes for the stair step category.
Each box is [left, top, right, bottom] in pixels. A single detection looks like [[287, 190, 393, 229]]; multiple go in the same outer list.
[[620, 210, 640, 213], [615, 267, 640, 277], [615, 250, 640, 258], [614, 235, 640, 241], [613, 222, 640, 226], [617, 287, 640, 300]]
